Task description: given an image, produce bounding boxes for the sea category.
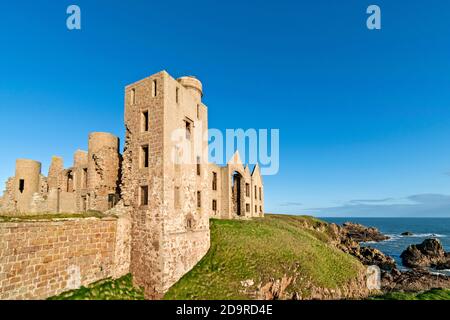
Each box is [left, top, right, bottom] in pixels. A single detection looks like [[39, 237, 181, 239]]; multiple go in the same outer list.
[[322, 218, 450, 276]]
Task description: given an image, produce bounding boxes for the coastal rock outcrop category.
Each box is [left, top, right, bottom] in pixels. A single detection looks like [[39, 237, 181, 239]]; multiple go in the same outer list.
[[357, 247, 396, 271], [401, 231, 413, 236], [400, 238, 450, 270], [329, 223, 395, 271], [330, 222, 450, 294], [340, 222, 390, 242], [382, 268, 450, 292]]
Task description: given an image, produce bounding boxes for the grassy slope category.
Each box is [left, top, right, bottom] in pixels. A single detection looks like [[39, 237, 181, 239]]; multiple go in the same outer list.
[[372, 289, 450, 300], [49, 274, 144, 300], [47, 214, 450, 300], [164, 214, 364, 300]]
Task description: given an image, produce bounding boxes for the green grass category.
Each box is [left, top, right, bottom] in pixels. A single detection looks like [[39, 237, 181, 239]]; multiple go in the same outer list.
[[164, 214, 364, 300], [0, 211, 109, 222], [48, 274, 144, 300], [372, 288, 450, 300]]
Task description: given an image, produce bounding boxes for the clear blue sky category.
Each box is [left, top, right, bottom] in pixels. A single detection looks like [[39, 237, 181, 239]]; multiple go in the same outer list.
[[1, 0, 450, 217]]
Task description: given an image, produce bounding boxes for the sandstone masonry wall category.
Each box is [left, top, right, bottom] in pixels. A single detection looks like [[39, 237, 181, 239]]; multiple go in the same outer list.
[[0, 216, 130, 300]]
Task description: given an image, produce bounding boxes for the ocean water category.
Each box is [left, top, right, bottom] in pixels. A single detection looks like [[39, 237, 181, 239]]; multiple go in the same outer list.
[[322, 218, 450, 275]]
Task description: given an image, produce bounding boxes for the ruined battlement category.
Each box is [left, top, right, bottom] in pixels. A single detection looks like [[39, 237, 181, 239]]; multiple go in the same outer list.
[[0, 70, 264, 300]]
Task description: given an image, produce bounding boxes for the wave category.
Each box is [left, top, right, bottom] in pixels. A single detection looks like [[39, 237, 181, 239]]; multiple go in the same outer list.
[[430, 270, 450, 276], [384, 234, 401, 242], [402, 233, 447, 238]]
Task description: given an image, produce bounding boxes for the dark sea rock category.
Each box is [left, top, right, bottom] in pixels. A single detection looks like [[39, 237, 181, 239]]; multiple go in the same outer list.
[[341, 222, 390, 242], [401, 231, 413, 236], [329, 223, 396, 271], [357, 247, 396, 271], [382, 268, 450, 292], [330, 222, 450, 293], [400, 238, 450, 270]]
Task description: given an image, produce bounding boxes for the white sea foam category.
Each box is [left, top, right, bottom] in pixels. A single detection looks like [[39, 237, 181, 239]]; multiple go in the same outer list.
[[384, 234, 401, 242], [403, 233, 447, 238], [430, 270, 450, 276]]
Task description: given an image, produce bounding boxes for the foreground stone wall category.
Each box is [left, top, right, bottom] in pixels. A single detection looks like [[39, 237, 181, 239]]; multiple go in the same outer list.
[[0, 216, 130, 300]]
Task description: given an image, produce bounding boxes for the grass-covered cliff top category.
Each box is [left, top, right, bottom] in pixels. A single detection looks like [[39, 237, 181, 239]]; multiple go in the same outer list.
[[164, 214, 364, 300], [372, 288, 450, 300]]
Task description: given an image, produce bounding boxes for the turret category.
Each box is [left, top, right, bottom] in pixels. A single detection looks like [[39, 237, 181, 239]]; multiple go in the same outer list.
[[87, 132, 120, 211], [177, 76, 203, 101], [14, 159, 41, 212]]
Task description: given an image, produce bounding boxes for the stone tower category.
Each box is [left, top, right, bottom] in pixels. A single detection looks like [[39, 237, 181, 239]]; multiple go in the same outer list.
[[122, 71, 211, 298], [14, 159, 42, 213], [87, 132, 121, 212]]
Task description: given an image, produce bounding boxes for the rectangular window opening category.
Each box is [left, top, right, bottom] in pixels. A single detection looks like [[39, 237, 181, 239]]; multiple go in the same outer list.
[[83, 168, 88, 189], [245, 183, 250, 197], [246, 204, 250, 213], [142, 111, 149, 132], [185, 121, 192, 140], [108, 194, 117, 209], [19, 179, 25, 193], [212, 199, 217, 212], [81, 196, 87, 212], [197, 156, 201, 176], [67, 171, 74, 193], [175, 186, 180, 209], [176, 87, 180, 104], [141, 145, 149, 168], [131, 88, 136, 105], [197, 191, 201, 208], [152, 80, 157, 97], [212, 172, 217, 191], [140, 186, 149, 206]]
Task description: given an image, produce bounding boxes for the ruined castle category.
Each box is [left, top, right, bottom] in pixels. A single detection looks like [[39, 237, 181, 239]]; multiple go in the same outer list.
[[0, 71, 264, 299]]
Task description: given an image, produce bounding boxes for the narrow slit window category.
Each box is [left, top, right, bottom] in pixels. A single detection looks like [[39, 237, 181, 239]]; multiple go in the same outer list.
[[255, 186, 257, 199], [259, 187, 262, 200], [212, 172, 217, 191], [140, 186, 149, 206], [176, 87, 180, 104], [197, 156, 201, 176], [152, 80, 157, 97], [142, 111, 149, 132], [142, 145, 149, 168], [175, 186, 181, 209], [19, 179, 25, 193], [197, 104, 200, 119], [197, 191, 201, 208], [131, 88, 136, 105], [212, 199, 217, 212], [246, 183, 250, 197]]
